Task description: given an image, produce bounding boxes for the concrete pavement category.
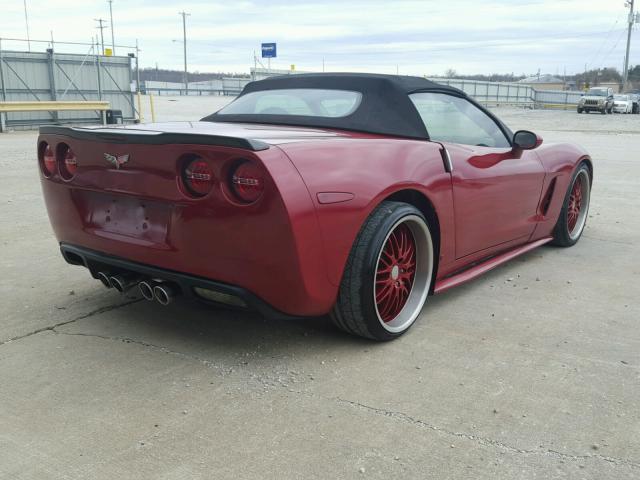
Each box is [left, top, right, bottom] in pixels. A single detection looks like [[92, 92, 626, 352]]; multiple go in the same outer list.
[[0, 101, 638, 479]]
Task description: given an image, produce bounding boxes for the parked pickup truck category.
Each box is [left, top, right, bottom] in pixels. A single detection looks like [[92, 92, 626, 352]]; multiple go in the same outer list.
[[577, 87, 614, 114]]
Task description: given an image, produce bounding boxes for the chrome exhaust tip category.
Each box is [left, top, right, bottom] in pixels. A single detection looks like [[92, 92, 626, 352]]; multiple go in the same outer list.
[[109, 274, 137, 293], [97, 272, 112, 288], [138, 280, 156, 301], [153, 283, 179, 306]]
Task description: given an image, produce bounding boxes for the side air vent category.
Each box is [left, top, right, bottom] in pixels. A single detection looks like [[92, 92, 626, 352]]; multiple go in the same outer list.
[[540, 178, 557, 216]]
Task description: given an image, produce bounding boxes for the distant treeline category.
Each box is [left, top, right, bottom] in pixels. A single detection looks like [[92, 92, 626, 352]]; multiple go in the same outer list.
[[139, 68, 250, 83], [140, 66, 640, 89], [442, 66, 640, 89]]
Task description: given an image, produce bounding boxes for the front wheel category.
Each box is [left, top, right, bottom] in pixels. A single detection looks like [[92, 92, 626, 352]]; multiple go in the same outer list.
[[551, 164, 591, 247], [330, 201, 434, 341]]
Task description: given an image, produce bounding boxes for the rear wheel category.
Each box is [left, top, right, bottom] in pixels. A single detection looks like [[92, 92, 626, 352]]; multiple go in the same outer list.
[[330, 201, 434, 341], [552, 164, 591, 247]]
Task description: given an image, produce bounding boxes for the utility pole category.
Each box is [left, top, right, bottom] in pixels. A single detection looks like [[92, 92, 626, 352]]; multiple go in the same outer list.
[[23, 0, 31, 51], [95, 18, 107, 55], [108, 0, 116, 55], [136, 39, 140, 93], [179, 11, 190, 95], [623, 0, 635, 87]]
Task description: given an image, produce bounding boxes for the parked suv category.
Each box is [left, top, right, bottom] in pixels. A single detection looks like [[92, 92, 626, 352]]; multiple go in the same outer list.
[[577, 87, 614, 114]]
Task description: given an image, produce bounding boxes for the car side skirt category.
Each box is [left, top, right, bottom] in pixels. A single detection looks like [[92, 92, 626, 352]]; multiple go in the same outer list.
[[433, 236, 553, 294]]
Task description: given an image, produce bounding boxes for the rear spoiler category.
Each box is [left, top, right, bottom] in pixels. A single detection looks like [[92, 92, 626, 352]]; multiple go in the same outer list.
[[38, 126, 270, 151]]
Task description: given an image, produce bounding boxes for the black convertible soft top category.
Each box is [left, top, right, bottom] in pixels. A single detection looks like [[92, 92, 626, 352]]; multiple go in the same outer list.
[[202, 73, 466, 139]]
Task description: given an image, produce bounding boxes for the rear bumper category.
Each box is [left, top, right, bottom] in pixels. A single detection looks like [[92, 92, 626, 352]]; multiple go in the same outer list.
[[61, 243, 299, 320]]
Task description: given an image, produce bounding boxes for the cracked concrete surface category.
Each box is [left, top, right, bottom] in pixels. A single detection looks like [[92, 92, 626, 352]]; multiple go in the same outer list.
[[0, 299, 142, 347], [1, 98, 639, 479]]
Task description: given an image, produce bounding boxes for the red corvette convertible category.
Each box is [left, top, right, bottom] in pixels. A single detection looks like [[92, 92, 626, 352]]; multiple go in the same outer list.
[[38, 73, 592, 340]]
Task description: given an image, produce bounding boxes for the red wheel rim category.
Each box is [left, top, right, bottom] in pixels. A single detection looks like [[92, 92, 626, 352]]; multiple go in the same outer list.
[[567, 175, 583, 232], [375, 223, 416, 322]]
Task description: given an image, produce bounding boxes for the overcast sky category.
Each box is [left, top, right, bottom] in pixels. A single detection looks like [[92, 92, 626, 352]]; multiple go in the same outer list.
[[1, 0, 637, 76]]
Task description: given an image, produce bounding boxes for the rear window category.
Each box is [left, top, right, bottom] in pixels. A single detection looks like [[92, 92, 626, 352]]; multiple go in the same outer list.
[[217, 88, 362, 118]]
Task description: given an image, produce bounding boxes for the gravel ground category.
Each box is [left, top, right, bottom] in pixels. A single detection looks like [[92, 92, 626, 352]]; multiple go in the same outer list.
[[0, 97, 638, 479]]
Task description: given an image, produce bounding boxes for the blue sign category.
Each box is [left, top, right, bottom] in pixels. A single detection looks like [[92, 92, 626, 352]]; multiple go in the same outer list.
[[261, 43, 277, 58]]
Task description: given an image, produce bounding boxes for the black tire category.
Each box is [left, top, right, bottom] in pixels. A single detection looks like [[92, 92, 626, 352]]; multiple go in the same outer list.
[[577, 107, 583, 114], [601, 108, 607, 115], [551, 163, 591, 247], [607, 106, 613, 114], [330, 201, 434, 341]]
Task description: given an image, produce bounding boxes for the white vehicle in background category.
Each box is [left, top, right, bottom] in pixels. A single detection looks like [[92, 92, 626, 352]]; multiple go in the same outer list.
[[612, 94, 633, 114]]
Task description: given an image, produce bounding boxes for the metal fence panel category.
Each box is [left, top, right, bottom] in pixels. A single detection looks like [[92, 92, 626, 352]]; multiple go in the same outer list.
[[429, 78, 535, 106], [533, 89, 583, 107], [0, 49, 134, 128], [139, 74, 578, 111]]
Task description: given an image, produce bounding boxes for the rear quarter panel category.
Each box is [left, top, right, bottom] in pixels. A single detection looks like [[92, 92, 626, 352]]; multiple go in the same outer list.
[[276, 138, 454, 287]]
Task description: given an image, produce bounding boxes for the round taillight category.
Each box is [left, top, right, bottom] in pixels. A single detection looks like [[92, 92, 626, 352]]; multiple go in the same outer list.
[[59, 146, 77, 180], [230, 160, 264, 203], [41, 143, 56, 177], [183, 157, 214, 197]]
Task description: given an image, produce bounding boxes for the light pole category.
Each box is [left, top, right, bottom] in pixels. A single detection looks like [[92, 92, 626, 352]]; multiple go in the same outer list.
[[623, 0, 635, 87], [23, 0, 31, 51], [179, 11, 190, 95], [108, 0, 115, 55]]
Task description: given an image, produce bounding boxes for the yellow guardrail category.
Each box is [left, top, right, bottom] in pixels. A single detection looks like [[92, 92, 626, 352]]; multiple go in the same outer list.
[[0, 100, 110, 112]]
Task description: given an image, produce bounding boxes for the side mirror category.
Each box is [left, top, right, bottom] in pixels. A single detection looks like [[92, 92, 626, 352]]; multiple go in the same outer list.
[[513, 130, 542, 150]]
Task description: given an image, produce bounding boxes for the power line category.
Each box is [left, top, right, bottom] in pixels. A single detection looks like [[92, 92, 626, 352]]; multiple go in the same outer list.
[[599, 28, 628, 69], [0, 36, 135, 49], [323, 28, 630, 58], [586, 15, 623, 69]]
